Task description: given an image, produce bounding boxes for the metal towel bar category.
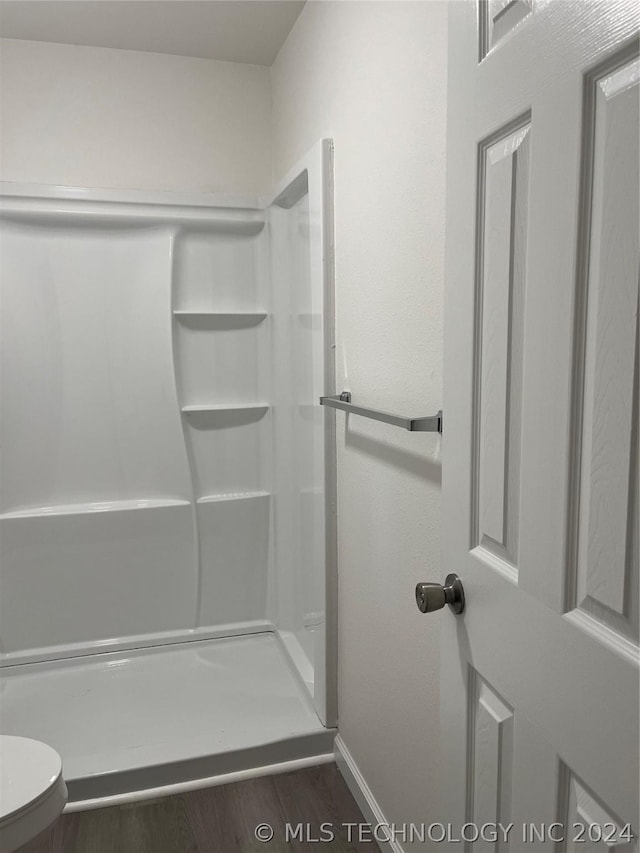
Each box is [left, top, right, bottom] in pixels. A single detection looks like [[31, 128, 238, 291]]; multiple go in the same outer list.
[[320, 391, 443, 434]]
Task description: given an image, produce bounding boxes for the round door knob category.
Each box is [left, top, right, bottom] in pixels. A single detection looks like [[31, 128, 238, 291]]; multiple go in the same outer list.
[[415, 573, 465, 615], [415, 583, 446, 612]]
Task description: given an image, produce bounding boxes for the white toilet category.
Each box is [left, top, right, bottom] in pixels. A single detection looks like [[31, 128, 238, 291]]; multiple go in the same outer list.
[[0, 736, 67, 853]]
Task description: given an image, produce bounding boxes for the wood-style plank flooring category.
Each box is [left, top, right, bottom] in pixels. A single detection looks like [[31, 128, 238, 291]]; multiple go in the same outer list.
[[27, 764, 379, 853]]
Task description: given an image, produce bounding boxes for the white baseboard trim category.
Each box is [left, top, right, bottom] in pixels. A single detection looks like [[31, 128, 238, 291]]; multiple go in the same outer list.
[[334, 735, 405, 853]]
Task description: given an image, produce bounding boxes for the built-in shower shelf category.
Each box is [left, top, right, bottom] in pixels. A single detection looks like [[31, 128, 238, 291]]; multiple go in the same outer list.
[[0, 498, 191, 520], [181, 403, 269, 414], [196, 491, 270, 504], [173, 310, 267, 321]]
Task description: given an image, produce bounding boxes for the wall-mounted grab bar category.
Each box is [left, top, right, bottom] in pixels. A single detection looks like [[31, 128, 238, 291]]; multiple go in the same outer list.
[[320, 392, 443, 434]]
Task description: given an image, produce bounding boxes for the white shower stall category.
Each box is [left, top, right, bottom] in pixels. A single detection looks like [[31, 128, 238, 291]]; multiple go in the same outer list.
[[0, 141, 337, 806]]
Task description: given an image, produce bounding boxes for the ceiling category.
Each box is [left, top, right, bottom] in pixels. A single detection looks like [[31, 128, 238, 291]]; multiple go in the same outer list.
[[0, 1, 306, 66]]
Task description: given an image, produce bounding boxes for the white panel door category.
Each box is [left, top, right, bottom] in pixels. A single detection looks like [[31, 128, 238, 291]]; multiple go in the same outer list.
[[442, 2, 639, 849]]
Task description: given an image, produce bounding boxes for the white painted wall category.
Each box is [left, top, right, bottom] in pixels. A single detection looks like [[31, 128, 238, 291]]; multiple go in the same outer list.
[[271, 2, 448, 844], [0, 38, 271, 195]]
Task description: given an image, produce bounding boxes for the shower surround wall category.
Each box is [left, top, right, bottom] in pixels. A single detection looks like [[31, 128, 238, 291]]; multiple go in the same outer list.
[[0, 198, 270, 658], [0, 142, 336, 801]]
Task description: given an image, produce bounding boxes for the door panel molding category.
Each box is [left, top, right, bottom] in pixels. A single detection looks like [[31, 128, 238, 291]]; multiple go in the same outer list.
[[466, 668, 514, 850], [472, 113, 531, 571], [565, 41, 639, 645]]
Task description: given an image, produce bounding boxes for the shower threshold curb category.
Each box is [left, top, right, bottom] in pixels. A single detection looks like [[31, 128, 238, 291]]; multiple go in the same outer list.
[[66, 734, 337, 811]]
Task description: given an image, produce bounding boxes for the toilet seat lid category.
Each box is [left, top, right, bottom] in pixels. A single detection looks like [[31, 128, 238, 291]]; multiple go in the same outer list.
[[0, 736, 63, 821]]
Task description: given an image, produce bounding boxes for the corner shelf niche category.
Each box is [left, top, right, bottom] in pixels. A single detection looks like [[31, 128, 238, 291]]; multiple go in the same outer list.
[[174, 312, 269, 408], [173, 223, 271, 519], [171, 224, 272, 629], [172, 228, 267, 313], [182, 406, 270, 499]]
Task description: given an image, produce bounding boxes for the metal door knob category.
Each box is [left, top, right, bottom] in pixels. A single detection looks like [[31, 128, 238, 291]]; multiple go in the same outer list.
[[415, 573, 465, 615]]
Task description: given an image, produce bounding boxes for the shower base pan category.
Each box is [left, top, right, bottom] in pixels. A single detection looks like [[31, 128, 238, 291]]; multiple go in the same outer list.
[[0, 633, 335, 809]]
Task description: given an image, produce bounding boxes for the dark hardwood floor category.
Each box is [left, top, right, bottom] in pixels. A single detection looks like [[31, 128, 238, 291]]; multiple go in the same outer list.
[[27, 763, 379, 853]]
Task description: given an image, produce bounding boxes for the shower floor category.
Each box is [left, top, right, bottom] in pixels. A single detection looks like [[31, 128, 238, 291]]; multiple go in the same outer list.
[[0, 633, 335, 807]]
